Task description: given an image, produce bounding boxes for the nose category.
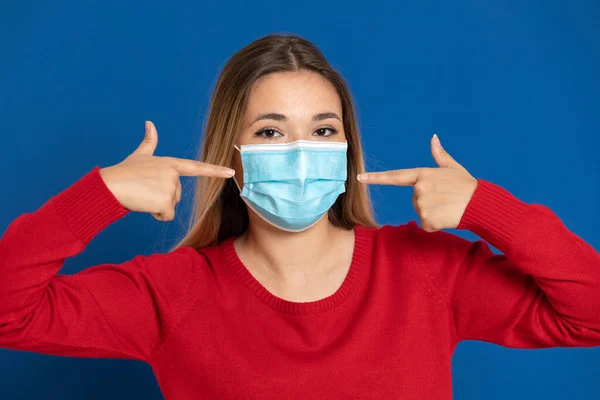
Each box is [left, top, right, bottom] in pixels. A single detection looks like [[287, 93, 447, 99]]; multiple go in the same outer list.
[[297, 148, 308, 186]]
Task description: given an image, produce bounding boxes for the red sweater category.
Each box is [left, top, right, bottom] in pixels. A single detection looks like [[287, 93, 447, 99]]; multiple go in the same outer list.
[[1, 166, 599, 399]]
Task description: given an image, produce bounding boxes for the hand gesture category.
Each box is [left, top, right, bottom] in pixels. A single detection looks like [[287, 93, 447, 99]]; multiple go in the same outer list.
[[99, 121, 235, 221], [358, 134, 478, 232]]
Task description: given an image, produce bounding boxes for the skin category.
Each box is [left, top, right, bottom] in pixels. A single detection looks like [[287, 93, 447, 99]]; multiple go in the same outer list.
[[232, 70, 355, 302]]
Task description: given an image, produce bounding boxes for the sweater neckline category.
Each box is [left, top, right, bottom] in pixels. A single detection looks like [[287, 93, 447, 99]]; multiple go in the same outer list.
[[221, 225, 370, 316]]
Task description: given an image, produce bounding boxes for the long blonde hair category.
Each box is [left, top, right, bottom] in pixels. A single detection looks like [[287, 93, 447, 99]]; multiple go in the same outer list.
[[172, 33, 377, 251]]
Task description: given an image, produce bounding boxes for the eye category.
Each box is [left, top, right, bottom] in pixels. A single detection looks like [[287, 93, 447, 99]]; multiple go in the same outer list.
[[254, 128, 283, 139], [313, 127, 338, 137]]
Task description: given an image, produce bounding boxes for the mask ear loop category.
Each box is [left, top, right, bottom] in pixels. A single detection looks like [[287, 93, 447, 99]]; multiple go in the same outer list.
[[232, 144, 243, 192]]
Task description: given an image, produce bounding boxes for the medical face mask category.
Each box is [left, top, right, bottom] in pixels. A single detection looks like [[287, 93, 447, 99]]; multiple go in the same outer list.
[[233, 140, 348, 232]]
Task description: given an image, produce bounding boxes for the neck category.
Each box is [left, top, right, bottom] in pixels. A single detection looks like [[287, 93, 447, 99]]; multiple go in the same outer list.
[[241, 216, 346, 279]]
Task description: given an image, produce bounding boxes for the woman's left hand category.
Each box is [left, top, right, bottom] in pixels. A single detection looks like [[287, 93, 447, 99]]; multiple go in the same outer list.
[[357, 134, 479, 232]]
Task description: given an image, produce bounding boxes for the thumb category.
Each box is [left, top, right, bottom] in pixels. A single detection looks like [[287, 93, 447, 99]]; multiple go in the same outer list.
[[430, 134, 462, 169], [133, 121, 158, 155]]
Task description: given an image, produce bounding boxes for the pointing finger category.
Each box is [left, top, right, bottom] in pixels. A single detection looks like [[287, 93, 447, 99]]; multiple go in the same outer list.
[[357, 168, 423, 186], [165, 157, 235, 178]]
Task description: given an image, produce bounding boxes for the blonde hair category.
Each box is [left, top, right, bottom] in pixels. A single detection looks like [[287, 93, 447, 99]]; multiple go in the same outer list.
[[172, 33, 377, 251]]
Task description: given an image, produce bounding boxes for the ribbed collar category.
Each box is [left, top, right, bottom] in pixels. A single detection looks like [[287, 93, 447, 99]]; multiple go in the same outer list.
[[220, 225, 371, 316]]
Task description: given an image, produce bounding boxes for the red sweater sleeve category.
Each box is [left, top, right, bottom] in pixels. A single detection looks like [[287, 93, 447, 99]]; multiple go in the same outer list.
[[408, 179, 600, 348], [0, 166, 199, 362]]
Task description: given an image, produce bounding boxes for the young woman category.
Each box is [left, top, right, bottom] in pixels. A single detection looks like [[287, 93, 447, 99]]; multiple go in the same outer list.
[[1, 34, 599, 399]]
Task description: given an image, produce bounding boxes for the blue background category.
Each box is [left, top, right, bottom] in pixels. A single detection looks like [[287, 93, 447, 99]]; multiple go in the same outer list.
[[1, 1, 599, 399]]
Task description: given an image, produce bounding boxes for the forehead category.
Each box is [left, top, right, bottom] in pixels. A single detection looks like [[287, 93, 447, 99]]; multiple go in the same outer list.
[[244, 70, 342, 120]]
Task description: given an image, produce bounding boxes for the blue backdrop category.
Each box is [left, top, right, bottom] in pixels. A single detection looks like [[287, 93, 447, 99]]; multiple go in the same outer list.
[[1, 1, 598, 399]]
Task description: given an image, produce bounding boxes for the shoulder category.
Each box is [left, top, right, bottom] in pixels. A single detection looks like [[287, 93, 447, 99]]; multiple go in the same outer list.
[[172, 240, 234, 286], [121, 244, 222, 301], [162, 243, 221, 280], [364, 221, 471, 254], [121, 246, 207, 298], [130, 244, 223, 320], [369, 221, 490, 257], [366, 222, 494, 287]]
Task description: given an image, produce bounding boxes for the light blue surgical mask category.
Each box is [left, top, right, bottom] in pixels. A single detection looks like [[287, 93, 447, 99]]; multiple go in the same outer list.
[[233, 140, 348, 232]]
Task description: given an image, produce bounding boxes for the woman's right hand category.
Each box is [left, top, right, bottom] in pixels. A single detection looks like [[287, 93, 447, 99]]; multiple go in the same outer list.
[[99, 121, 235, 221]]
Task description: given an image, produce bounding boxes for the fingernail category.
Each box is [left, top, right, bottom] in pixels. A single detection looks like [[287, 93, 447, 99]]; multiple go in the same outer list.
[[433, 133, 441, 147], [357, 174, 368, 181], [145, 121, 150, 131], [225, 168, 235, 177]]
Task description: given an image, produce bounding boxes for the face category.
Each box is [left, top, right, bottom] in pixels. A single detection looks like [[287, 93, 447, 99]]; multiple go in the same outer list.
[[231, 69, 347, 232], [232, 69, 346, 186]]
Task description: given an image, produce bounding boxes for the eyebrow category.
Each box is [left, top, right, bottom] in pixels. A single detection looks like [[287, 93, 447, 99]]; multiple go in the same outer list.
[[248, 112, 342, 128]]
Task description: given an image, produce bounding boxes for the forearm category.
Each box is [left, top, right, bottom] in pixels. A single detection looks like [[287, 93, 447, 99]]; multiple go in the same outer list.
[[457, 179, 600, 332], [0, 167, 128, 324]]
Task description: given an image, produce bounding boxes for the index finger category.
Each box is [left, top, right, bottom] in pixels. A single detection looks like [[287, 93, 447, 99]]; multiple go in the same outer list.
[[357, 168, 422, 186], [166, 157, 235, 178]]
